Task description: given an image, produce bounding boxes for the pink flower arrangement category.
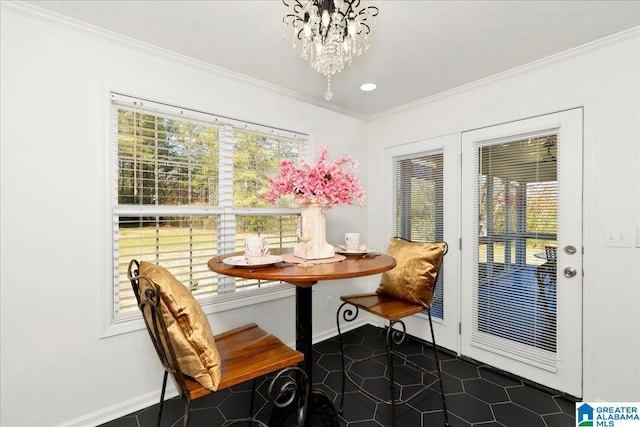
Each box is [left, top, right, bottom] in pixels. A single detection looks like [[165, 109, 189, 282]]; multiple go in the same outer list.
[[262, 146, 365, 208]]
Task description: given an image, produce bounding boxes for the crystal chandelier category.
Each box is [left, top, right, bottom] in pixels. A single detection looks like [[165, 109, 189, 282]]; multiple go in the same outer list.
[[283, 0, 379, 101]]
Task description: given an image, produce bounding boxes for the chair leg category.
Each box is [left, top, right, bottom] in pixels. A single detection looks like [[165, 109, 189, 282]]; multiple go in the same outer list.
[[386, 321, 398, 427], [250, 378, 257, 417], [157, 371, 168, 427], [427, 309, 450, 427], [336, 301, 356, 414], [182, 397, 191, 427]]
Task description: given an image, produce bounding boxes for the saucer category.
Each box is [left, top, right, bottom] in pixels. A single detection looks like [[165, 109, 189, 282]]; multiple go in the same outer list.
[[334, 245, 375, 255], [222, 255, 284, 267]]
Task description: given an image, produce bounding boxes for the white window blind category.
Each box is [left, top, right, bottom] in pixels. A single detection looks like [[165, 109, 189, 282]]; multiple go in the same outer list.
[[393, 151, 445, 319], [111, 93, 307, 321], [472, 132, 558, 370]]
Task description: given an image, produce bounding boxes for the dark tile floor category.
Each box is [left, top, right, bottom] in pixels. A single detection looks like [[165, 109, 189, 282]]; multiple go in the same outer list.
[[100, 325, 577, 427]]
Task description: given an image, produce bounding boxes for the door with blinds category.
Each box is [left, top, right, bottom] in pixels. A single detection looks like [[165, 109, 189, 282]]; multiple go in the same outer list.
[[385, 134, 459, 350], [460, 109, 583, 397]]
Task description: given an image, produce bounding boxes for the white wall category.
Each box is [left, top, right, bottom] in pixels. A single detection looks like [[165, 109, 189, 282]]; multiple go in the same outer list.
[[0, 4, 369, 426], [2, 3, 638, 426], [366, 29, 640, 401]]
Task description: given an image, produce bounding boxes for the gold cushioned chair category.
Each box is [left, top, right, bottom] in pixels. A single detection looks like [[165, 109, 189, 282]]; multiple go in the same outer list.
[[128, 260, 309, 427], [336, 238, 450, 427]]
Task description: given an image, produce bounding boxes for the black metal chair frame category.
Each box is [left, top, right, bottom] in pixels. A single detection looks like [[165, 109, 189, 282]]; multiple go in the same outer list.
[[128, 259, 309, 427], [336, 241, 450, 427]]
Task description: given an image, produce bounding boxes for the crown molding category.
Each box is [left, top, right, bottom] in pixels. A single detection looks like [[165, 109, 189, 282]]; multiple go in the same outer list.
[[369, 26, 640, 121], [2, 1, 367, 120], [4, 2, 636, 122]]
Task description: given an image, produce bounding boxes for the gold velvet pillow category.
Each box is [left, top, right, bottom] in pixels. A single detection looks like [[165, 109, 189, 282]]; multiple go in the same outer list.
[[376, 239, 446, 308], [139, 261, 221, 391]]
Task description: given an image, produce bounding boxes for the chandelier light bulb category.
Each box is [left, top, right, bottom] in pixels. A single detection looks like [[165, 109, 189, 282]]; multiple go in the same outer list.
[[283, 0, 379, 101], [347, 20, 356, 36], [322, 9, 330, 27]]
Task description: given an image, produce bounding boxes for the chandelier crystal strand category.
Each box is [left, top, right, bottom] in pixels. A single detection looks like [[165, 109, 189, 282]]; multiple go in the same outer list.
[[325, 74, 332, 100], [283, 0, 378, 100]]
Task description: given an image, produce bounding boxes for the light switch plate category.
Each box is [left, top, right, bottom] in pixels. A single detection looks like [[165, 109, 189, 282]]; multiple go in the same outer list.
[[636, 225, 640, 248], [604, 227, 631, 247]]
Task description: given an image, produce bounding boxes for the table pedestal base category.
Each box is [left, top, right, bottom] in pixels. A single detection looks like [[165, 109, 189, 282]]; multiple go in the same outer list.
[[208, 252, 396, 427]]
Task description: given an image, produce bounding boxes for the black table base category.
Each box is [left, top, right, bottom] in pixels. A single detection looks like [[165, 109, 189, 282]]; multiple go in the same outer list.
[[291, 286, 342, 426]]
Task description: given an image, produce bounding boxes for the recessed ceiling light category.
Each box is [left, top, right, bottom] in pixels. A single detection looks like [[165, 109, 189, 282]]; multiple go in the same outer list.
[[360, 83, 377, 92]]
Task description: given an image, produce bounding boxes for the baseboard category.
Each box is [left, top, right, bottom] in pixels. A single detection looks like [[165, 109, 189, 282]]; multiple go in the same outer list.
[[313, 314, 373, 344], [54, 386, 179, 427], [66, 319, 375, 426]]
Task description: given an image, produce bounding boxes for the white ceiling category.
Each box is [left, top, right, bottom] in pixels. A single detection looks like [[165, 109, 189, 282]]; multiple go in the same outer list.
[[24, 0, 640, 117]]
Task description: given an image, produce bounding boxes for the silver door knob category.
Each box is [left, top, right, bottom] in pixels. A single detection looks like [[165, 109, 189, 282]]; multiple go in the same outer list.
[[564, 267, 577, 278]]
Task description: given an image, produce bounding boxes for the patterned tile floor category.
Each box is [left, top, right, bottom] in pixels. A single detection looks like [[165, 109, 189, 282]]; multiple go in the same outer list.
[[101, 324, 577, 427]]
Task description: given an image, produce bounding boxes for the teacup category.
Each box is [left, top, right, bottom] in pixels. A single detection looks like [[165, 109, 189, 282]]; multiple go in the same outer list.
[[245, 237, 270, 257], [345, 232, 361, 252]]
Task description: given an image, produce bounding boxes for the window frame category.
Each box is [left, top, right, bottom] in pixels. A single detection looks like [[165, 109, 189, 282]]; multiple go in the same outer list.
[[100, 90, 308, 337]]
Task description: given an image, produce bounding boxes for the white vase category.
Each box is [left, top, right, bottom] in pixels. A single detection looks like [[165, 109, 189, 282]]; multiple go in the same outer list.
[[294, 199, 335, 260]]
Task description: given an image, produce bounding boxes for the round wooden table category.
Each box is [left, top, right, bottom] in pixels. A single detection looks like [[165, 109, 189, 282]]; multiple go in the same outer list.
[[209, 250, 396, 426]]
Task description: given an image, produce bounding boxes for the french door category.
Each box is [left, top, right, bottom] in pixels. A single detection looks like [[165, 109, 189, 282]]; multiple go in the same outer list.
[[460, 109, 583, 397]]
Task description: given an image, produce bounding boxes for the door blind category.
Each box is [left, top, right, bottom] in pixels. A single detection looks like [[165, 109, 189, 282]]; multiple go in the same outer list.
[[394, 151, 445, 318], [472, 131, 559, 370]]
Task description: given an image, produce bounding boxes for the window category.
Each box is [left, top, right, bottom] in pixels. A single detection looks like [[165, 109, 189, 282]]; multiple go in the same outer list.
[[393, 151, 445, 318], [111, 93, 307, 322]]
